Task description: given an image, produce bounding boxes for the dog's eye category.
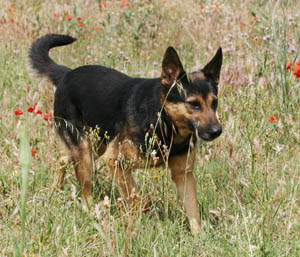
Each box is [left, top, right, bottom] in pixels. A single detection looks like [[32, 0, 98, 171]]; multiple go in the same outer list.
[[212, 99, 218, 110], [187, 101, 201, 110]]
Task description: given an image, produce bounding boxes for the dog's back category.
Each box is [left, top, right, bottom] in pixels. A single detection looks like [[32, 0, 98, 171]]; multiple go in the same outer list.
[[55, 64, 163, 144]]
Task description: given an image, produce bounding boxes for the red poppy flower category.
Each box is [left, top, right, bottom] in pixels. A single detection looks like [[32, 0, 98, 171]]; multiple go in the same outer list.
[[268, 116, 278, 123], [66, 16, 72, 21], [64, 11, 69, 16], [78, 23, 83, 28], [162, 0, 167, 3], [77, 17, 82, 21], [94, 25, 101, 31], [0, 116, 2, 119], [44, 113, 50, 121], [31, 148, 38, 157], [200, 5, 205, 10], [53, 13, 59, 18], [14, 109, 23, 115], [125, 2, 130, 6], [8, 8, 16, 13], [286, 61, 292, 72], [99, 2, 106, 8], [36, 110, 43, 115], [120, 2, 125, 7], [292, 61, 300, 78], [10, 18, 15, 23], [28, 107, 34, 113], [216, 3, 219, 8], [252, 17, 258, 21]]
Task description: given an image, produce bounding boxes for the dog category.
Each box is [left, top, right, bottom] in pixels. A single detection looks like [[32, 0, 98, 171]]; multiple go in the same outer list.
[[29, 34, 223, 234]]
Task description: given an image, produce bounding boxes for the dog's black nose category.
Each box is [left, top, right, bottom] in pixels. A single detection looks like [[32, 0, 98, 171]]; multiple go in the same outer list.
[[199, 124, 222, 141], [209, 124, 222, 139]]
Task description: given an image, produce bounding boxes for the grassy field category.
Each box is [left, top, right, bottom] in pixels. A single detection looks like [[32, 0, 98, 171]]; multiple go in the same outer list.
[[0, 0, 300, 256]]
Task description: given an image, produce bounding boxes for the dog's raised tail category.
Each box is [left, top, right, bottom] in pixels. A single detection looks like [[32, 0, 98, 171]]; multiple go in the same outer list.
[[29, 34, 76, 86]]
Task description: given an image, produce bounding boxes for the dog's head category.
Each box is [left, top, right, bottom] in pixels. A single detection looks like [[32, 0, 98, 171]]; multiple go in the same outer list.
[[161, 47, 222, 142]]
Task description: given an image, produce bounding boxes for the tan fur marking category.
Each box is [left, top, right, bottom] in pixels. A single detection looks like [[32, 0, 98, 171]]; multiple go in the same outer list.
[[71, 138, 93, 204], [169, 150, 201, 234], [164, 102, 194, 141], [103, 134, 165, 200], [187, 93, 218, 129], [164, 92, 219, 143], [52, 135, 94, 205], [103, 138, 138, 199], [53, 138, 72, 189]]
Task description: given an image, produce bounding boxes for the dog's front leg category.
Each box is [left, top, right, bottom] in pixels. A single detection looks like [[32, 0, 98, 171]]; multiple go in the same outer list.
[[169, 151, 201, 234], [103, 138, 138, 202], [111, 166, 138, 203]]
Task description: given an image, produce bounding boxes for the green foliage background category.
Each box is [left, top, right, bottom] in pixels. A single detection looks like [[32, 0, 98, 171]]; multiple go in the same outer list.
[[0, 0, 299, 256]]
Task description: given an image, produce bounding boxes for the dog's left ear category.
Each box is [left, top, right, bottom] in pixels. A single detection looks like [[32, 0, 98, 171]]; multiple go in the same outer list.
[[202, 48, 222, 84], [161, 47, 185, 85]]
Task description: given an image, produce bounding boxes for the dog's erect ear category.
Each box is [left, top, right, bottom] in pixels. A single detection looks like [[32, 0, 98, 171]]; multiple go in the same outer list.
[[202, 48, 222, 84], [161, 47, 185, 85]]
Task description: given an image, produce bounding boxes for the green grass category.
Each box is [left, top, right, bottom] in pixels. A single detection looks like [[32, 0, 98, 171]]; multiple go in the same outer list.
[[0, 0, 300, 256]]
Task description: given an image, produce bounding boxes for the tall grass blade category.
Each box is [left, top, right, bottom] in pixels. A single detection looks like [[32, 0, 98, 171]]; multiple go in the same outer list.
[[19, 128, 31, 254]]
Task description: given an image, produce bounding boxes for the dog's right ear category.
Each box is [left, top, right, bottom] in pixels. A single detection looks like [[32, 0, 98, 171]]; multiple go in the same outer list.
[[202, 48, 222, 84], [161, 47, 185, 86]]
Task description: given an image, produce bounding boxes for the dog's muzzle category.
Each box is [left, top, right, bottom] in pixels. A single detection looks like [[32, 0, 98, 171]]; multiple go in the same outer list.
[[197, 124, 222, 141]]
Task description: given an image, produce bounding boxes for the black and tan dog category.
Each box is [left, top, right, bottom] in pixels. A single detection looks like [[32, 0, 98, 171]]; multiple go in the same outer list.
[[29, 34, 222, 234]]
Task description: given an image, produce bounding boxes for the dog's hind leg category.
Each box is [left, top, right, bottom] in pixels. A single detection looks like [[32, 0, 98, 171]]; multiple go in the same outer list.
[[54, 132, 93, 206], [53, 138, 72, 189], [168, 150, 201, 234], [70, 137, 94, 206]]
